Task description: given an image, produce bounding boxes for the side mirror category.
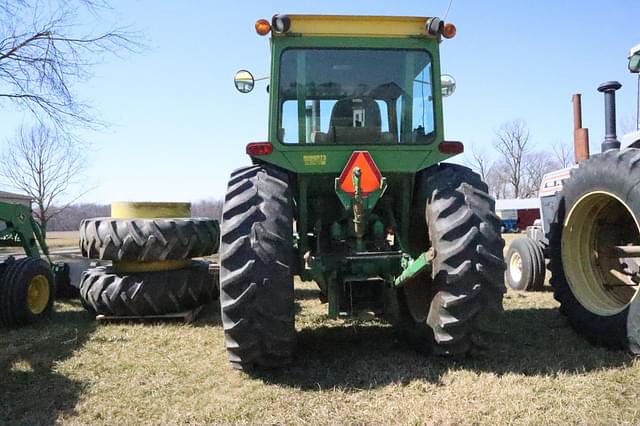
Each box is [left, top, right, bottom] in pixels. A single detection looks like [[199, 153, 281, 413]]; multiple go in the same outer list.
[[441, 74, 456, 97], [234, 70, 255, 93], [629, 51, 640, 74]]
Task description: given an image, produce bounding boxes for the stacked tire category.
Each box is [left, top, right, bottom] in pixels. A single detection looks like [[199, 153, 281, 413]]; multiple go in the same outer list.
[[78, 202, 220, 317]]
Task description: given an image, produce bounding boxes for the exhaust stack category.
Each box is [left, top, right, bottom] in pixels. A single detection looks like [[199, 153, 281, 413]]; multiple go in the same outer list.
[[598, 81, 622, 152], [572, 94, 590, 162]]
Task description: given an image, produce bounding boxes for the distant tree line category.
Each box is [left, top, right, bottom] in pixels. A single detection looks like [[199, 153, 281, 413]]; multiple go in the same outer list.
[[467, 119, 573, 199], [191, 199, 224, 222], [47, 203, 109, 231], [46, 200, 223, 231]]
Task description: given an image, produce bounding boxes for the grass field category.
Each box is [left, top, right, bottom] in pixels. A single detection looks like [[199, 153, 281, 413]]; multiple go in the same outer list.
[[45, 231, 80, 249], [0, 231, 79, 257], [1, 234, 640, 425]]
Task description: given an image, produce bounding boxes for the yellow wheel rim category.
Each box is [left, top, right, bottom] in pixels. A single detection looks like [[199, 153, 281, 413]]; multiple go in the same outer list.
[[111, 201, 191, 219], [562, 191, 640, 316], [27, 274, 50, 315], [112, 259, 191, 273], [509, 251, 523, 283]]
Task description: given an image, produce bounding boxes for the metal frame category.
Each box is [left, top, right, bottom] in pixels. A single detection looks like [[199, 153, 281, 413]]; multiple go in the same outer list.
[[0, 202, 48, 259]]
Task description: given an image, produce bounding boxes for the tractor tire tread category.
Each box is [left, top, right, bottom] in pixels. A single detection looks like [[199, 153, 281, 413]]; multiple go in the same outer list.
[[79, 217, 220, 261], [399, 163, 505, 356], [78, 260, 216, 316], [219, 164, 296, 370]]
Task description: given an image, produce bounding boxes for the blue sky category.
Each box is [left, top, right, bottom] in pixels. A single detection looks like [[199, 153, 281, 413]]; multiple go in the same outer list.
[[1, 0, 639, 204]]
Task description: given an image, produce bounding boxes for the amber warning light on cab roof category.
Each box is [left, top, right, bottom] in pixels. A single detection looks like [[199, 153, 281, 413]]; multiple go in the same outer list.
[[255, 19, 271, 36]]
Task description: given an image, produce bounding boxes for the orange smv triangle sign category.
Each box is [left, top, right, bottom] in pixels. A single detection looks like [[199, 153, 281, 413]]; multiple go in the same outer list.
[[337, 151, 382, 196]]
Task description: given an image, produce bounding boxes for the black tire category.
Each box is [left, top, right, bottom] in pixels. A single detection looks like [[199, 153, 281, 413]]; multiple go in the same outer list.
[[529, 239, 546, 291], [78, 260, 217, 316], [506, 237, 545, 291], [548, 148, 640, 350], [79, 217, 220, 261], [219, 164, 296, 370], [0, 257, 55, 327], [397, 163, 505, 356]]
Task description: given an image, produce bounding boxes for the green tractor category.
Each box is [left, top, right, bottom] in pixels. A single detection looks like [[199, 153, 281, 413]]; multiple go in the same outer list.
[[0, 200, 65, 327], [221, 15, 505, 370]]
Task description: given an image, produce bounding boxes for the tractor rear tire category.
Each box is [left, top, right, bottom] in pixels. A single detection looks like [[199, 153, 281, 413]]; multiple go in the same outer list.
[[219, 165, 296, 370], [78, 260, 216, 316], [0, 257, 55, 327], [400, 164, 505, 356], [548, 148, 640, 350], [79, 217, 220, 261], [506, 237, 545, 291]]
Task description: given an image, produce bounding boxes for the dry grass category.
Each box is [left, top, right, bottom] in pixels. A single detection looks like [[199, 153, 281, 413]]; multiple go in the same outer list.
[[0, 231, 78, 257], [45, 231, 80, 249], [2, 233, 640, 425]]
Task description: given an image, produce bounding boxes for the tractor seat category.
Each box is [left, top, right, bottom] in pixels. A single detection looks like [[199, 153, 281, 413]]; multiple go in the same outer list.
[[326, 98, 382, 143]]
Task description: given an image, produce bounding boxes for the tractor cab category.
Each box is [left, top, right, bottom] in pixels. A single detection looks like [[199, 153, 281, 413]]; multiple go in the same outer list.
[[234, 15, 459, 173]]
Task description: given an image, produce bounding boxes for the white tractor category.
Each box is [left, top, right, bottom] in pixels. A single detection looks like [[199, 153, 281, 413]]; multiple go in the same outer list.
[[506, 43, 640, 353]]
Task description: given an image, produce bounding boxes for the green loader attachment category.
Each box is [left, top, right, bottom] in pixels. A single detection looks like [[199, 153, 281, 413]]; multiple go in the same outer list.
[[0, 201, 64, 327]]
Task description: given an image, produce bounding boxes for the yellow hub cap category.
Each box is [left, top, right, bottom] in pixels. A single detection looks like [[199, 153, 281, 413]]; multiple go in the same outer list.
[[562, 191, 640, 316], [27, 274, 50, 315]]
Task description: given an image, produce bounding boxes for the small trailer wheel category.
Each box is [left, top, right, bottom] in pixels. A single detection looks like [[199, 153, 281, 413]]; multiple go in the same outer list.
[[506, 237, 545, 291]]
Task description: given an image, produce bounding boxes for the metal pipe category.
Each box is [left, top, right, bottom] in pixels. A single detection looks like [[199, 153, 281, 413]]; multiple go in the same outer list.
[[608, 268, 640, 285], [572, 93, 582, 130], [572, 94, 590, 162], [607, 245, 640, 258], [637, 74, 639, 130], [597, 81, 622, 152]]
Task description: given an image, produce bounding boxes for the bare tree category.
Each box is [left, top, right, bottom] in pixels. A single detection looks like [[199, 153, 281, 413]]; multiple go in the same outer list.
[[620, 113, 638, 136], [520, 151, 560, 198], [471, 123, 565, 199], [47, 202, 109, 231], [485, 162, 510, 199], [0, 124, 87, 236], [0, 0, 141, 135], [493, 119, 531, 198], [191, 199, 223, 221], [552, 141, 573, 168], [466, 144, 493, 181]]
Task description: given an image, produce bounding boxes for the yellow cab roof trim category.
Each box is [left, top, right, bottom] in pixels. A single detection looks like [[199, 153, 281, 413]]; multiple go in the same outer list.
[[275, 15, 435, 38]]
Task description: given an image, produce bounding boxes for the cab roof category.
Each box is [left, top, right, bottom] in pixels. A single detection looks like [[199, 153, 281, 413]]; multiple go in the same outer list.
[[273, 15, 437, 38]]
